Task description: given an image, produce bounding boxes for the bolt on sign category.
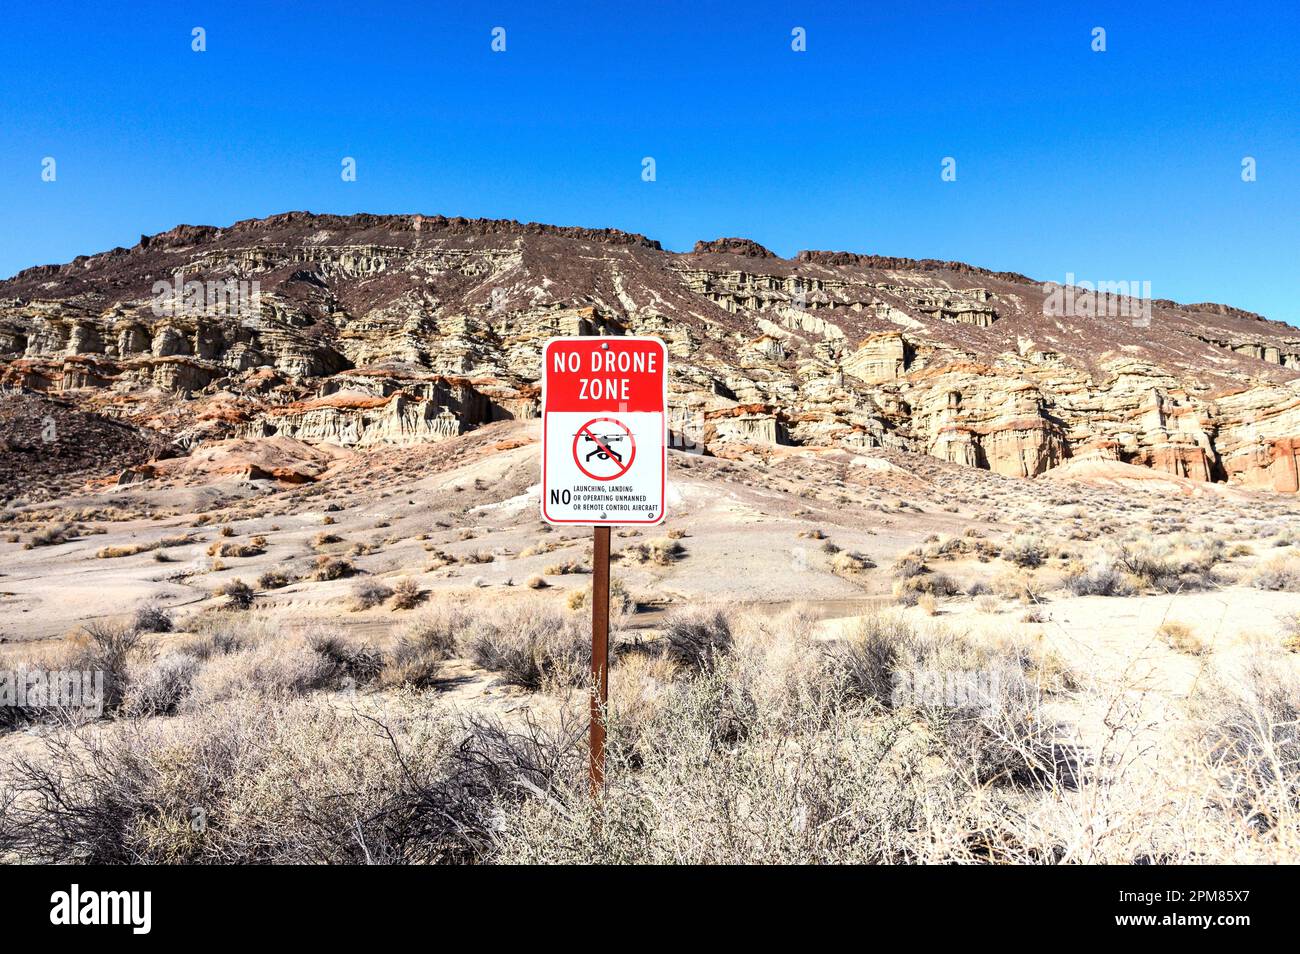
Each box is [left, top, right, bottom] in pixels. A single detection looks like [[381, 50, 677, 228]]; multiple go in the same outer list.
[[540, 336, 668, 527]]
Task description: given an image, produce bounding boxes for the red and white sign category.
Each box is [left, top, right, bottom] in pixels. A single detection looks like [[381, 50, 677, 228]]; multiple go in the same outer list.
[[540, 336, 667, 526]]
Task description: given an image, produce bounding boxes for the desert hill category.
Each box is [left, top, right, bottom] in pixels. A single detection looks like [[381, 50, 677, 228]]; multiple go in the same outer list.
[[2, 211, 1298, 501]]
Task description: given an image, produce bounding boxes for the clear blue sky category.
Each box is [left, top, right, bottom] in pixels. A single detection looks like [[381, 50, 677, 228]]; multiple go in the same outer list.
[[2, 1, 1297, 324]]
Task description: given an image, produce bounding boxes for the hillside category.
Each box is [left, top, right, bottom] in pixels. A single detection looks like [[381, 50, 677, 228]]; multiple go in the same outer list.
[[2, 211, 1298, 501]]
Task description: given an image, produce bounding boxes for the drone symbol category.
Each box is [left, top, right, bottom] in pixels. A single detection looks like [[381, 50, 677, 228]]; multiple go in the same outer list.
[[579, 432, 626, 464]]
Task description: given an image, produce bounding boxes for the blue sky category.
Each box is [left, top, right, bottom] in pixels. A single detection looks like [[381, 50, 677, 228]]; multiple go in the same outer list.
[[2, 1, 1297, 323]]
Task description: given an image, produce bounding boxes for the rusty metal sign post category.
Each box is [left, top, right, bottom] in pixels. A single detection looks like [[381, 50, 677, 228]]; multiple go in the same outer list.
[[590, 524, 611, 796], [540, 336, 668, 797]]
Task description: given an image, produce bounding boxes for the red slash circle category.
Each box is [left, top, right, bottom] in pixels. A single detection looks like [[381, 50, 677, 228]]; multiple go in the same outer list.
[[573, 417, 636, 481]]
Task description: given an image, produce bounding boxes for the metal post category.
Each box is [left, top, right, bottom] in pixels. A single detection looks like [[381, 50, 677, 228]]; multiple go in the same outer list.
[[590, 525, 611, 798]]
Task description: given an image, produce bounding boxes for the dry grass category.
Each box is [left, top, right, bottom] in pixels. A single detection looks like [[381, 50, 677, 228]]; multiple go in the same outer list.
[[831, 550, 874, 575], [25, 522, 76, 549], [4, 599, 1300, 865], [1158, 621, 1209, 656], [97, 542, 159, 559], [990, 569, 1044, 605]]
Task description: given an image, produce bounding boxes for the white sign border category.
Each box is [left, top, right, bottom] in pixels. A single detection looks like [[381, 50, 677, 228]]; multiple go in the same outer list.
[[539, 335, 668, 527]]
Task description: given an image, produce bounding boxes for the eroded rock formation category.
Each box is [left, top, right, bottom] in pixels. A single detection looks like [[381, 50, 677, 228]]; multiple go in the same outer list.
[[2, 211, 1298, 492]]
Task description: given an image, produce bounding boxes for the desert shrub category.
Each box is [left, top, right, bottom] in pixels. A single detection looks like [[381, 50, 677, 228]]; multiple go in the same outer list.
[[462, 550, 495, 565], [1113, 541, 1218, 592], [306, 631, 384, 686], [351, 579, 394, 611], [966, 580, 993, 597], [313, 557, 356, 581], [526, 575, 548, 589], [1189, 648, 1300, 827], [661, 607, 732, 670], [933, 537, 969, 558], [490, 617, 1037, 864], [66, 621, 147, 711], [831, 550, 874, 574], [545, 559, 587, 575], [401, 603, 469, 659], [379, 641, 446, 689], [379, 602, 468, 688], [1063, 560, 1135, 597], [1281, 615, 1300, 653], [183, 613, 273, 659], [493, 680, 936, 864], [217, 578, 255, 610], [390, 577, 423, 610], [975, 594, 1000, 614], [892, 554, 927, 579], [564, 577, 634, 616], [0, 654, 71, 732], [619, 543, 651, 564], [207, 540, 264, 558], [893, 571, 959, 606], [1004, 535, 1048, 569], [648, 538, 686, 565], [0, 697, 532, 864], [827, 612, 919, 706], [257, 569, 293, 589], [1248, 557, 1300, 592], [25, 522, 75, 549], [460, 601, 587, 690], [98, 541, 158, 559], [826, 612, 1055, 785], [605, 651, 680, 752], [132, 601, 173, 633], [185, 639, 335, 707], [990, 570, 1044, 605], [123, 651, 201, 716]]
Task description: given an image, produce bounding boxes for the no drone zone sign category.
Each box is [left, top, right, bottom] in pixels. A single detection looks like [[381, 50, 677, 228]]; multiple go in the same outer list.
[[540, 336, 667, 526]]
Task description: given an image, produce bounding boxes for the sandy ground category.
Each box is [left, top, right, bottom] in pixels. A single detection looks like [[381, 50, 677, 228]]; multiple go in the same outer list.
[[3, 419, 1298, 769]]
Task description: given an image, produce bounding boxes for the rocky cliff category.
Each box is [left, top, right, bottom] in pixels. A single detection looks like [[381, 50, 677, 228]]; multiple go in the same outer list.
[[2, 211, 1298, 493]]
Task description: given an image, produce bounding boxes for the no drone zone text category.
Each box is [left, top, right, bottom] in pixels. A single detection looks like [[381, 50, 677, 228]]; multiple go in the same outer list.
[[552, 345, 660, 401]]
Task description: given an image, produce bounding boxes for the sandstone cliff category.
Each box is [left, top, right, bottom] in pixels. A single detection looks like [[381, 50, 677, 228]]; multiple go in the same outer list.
[[2, 211, 1298, 493]]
